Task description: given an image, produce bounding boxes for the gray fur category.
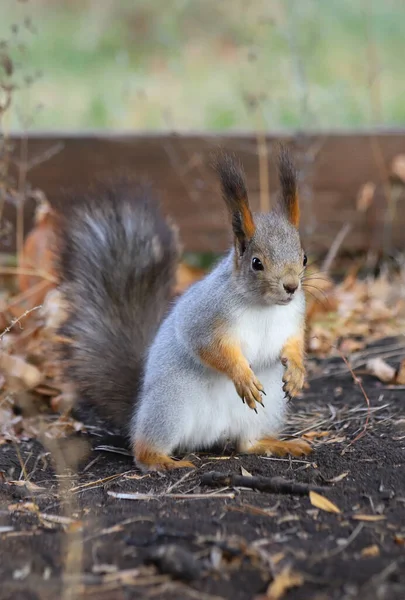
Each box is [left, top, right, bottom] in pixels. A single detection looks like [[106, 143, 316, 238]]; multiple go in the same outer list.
[[233, 212, 303, 305], [55, 179, 180, 430], [132, 148, 307, 462]]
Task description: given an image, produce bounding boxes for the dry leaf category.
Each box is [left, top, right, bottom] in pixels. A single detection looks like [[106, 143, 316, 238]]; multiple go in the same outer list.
[[361, 544, 380, 557], [17, 205, 58, 308], [41, 289, 68, 332], [9, 480, 45, 492], [391, 154, 405, 183], [356, 182, 375, 212], [241, 466, 253, 477], [263, 566, 304, 600], [339, 338, 365, 354], [0, 353, 43, 390], [309, 491, 341, 514], [352, 514, 386, 522], [366, 358, 396, 383], [8, 502, 38, 513]]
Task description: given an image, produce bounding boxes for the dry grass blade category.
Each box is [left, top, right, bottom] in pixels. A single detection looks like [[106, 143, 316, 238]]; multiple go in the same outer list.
[[201, 471, 325, 495], [336, 348, 372, 451], [352, 514, 386, 522], [0, 305, 42, 341], [69, 472, 130, 493]]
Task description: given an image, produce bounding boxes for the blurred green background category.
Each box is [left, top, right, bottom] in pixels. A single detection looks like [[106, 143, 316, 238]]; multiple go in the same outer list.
[[1, 0, 404, 131]]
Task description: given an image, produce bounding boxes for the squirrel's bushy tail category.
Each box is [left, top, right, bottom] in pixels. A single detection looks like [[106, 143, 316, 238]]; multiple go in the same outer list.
[[54, 178, 180, 430]]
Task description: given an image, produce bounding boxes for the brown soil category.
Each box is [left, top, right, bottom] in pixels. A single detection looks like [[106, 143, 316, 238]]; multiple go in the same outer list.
[[0, 345, 404, 600]]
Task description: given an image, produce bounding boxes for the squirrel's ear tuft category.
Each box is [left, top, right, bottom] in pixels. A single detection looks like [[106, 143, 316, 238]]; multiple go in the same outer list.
[[278, 146, 300, 227], [213, 151, 255, 254]]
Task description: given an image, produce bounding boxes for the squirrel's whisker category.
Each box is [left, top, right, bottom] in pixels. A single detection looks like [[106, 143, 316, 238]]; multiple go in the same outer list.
[[302, 286, 329, 308]]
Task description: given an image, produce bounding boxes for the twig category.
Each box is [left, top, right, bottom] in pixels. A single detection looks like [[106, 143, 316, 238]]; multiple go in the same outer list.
[[0, 266, 58, 283], [69, 471, 131, 493], [310, 522, 364, 564], [200, 472, 326, 495], [25, 142, 65, 172], [0, 305, 42, 340], [336, 348, 371, 452], [321, 223, 352, 274], [17, 135, 28, 265]]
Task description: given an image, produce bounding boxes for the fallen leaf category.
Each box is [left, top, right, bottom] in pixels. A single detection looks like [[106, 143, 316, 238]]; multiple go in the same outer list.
[[309, 491, 341, 514], [241, 466, 253, 477], [263, 566, 304, 600], [9, 481, 45, 492], [366, 358, 395, 383], [0, 353, 43, 390], [361, 544, 380, 557], [41, 288, 68, 331], [352, 514, 386, 522], [18, 200, 57, 301], [339, 338, 365, 354], [394, 534, 404, 545], [8, 502, 38, 513]]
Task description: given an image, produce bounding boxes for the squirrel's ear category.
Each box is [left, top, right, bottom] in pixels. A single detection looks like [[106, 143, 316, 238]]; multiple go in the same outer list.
[[214, 152, 255, 254], [278, 146, 300, 227]]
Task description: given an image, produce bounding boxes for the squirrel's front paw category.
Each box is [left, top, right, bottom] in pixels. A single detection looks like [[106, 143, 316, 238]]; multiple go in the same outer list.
[[281, 357, 305, 400], [234, 368, 265, 412]]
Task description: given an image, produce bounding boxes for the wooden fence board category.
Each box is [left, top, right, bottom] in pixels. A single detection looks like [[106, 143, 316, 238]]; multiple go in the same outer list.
[[2, 130, 405, 256]]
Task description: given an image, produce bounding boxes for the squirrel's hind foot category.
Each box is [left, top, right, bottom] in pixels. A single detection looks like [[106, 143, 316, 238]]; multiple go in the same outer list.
[[241, 437, 311, 458], [133, 440, 195, 472]]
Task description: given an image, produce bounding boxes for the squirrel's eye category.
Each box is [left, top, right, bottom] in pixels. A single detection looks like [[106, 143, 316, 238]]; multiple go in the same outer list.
[[252, 257, 264, 271], [303, 254, 308, 267]]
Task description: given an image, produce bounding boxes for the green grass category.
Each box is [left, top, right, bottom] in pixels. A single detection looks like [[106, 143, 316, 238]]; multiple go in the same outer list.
[[1, 0, 404, 131]]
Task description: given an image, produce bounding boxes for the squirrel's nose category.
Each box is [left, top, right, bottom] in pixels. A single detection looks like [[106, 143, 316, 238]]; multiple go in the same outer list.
[[283, 282, 298, 295]]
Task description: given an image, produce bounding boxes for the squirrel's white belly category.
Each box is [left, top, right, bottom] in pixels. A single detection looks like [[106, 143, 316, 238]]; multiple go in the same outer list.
[[174, 298, 304, 452], [172, 362, 286, 452], [233, 297, 303, 369]]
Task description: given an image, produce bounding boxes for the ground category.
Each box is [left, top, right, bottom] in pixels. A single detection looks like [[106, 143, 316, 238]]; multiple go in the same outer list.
[[0, 344, 405, 600]]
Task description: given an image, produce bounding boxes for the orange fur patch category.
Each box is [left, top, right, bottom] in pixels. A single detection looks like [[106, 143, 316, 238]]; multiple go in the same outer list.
[[133, 439, 194, 471], [198, 324, 250, 381], [240, 203, 256, 239], [289, 192, 300, 227], [244, 437, 311, 457], [281, 332, 305, 370]]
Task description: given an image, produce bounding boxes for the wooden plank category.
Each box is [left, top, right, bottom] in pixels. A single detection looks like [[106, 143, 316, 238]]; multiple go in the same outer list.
[[3, 130, 405, 256]]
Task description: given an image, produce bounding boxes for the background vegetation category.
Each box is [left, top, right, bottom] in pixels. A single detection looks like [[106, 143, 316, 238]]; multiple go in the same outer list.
[[1, 0, 404, 131]]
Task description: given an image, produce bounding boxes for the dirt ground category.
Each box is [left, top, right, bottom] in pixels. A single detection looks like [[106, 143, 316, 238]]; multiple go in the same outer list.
[[0, 343, 405, 600]]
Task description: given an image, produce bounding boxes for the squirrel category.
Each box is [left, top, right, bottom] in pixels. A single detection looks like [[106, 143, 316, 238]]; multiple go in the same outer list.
[[54, 148, 311, 471]]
